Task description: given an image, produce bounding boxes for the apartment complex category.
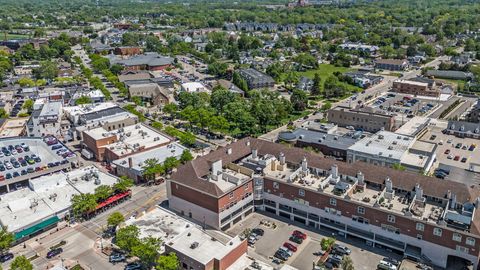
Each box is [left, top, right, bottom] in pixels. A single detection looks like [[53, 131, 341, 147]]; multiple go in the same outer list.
[[238, 68, 275, 89], [327, 106, 396, 132], [169, 138, 480, 269], [375, 59, 409, 71], [392, 79, 440, 97]]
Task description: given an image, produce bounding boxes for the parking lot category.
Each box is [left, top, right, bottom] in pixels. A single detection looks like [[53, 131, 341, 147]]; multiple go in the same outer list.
[[368, 93, 441, 118], [0, 137, 76, 191], [227, 213, 400, 270]]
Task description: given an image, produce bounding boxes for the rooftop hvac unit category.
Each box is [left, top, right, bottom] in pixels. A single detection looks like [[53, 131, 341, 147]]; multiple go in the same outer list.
[[190, 242, 199, 249], [135, 125, 140, 129]]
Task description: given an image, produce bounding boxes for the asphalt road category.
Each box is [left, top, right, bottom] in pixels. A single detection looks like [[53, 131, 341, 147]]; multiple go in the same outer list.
[[5, 184, 167, 270]]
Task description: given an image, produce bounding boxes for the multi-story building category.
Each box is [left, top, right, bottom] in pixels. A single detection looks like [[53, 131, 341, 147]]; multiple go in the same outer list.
[[169, 138, 480, 269], [238, 68, 275, 90], [27, 101, 70, 138], [445, 121, 480, 140], [392, 79, 440, 97], [327, 106, 396, 132], [347, 131, 437, 173], [82, 123, 171, 162], [375, 59, 409, 71]]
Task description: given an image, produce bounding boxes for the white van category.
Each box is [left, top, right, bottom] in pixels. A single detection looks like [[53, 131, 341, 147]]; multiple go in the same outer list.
[[377, 260, 397, 270]]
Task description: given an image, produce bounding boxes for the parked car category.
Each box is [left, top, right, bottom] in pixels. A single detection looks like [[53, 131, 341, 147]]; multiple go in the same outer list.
[[252, 228, 264, 236], [109, 253, 126, 263], [377, 259, 397, 270], [289, 235, 303, 244], [333, 244, 351, 255], [46, 248, 63, 259], [124, 262, 142, 270], [278, 247, 293, 257], [274, 249, 289, 261], [444, 149, 450, 154], [292, 230, 307, 239], [283, 242, 297, 252], [0, 252, 13, 263], [382, 257, 400, 266], [454, 155, 460, 161], [461, 157, 468, 163]]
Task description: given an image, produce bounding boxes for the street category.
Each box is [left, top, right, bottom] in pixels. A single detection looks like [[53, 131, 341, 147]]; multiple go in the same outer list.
[[4, 184, 167, 270]]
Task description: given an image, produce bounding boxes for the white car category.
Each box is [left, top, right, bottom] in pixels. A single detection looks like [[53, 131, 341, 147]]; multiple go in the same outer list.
[[377, 260, 397, 270]]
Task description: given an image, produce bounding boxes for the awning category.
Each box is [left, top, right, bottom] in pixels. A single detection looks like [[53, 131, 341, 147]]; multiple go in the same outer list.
[[15, 216, 60, 240]]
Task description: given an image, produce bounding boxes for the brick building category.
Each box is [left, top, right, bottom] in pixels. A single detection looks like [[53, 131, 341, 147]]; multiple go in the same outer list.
[[170, 138, 480, 269], [327, 106, 396, 132], [114, 46, 143, 57], [392, 79, 440, 97]]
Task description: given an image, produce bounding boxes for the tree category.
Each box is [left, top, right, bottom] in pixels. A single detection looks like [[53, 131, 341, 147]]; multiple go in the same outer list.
[[18, 77, 35, 87], [321, 101, 332, 111], [290, 89, 308, 111], [211, 87, 236, 114], [311, 73, 322, 96], [107, 212, 125, 227], [320, 237, 335, 251], [94, 185, 112, 202], [71, 193, 97, 217], [0, 227, 14, 252], [116, 225, 141, 253], [10, 255, 33, 270], [341, 256, 355, 270], [392, 163, 406, 171], [156, 252, 179, 270], [142, 158, 163, 181], [75, 95, 92, 105], [33, 61, 59, 80], [0, 108, 8, 118], [113, 176, 134, 193], [163, 103, 178, 117], [163, 157, 179, 174], [284, 71, 299, 90], [132, 237, 161, 267], [180, 149, 193, 164]]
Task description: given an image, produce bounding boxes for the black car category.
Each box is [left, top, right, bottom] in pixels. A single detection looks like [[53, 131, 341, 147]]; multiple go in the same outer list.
[[274, 250, 288, 261], [46, 248, 63, 259], [0, 252, 13, 262], [252, 228, 264, 236], [289, 236, 303, 244], [125, 262, 142, 270]]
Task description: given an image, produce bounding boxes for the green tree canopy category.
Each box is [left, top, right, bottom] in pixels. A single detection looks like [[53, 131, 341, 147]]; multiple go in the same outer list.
[[0, 227, 14, 251], [156, 252, 179, 270], [71, 193, 97, 217], [10, 255, 33, 270], [116, 225, 141, 253], [113, 176, 134, 193], [75, 95, 93, 105], [107, 212, 125, 227]]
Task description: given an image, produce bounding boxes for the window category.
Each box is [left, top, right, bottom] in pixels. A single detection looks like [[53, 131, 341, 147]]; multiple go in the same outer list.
[[357, 206, 365, 215], [229, 192, 234, 199], [330, 198, 337, 206], [433, 228, 442, 237], [456, 245, 469, 254], [466, 237, 475, 246], [416, 223, 424, 231], [453, 233, 462, 242], [298, 189, 305, 197], [273, 182, 279, 189], [387, 215, 395, 223]]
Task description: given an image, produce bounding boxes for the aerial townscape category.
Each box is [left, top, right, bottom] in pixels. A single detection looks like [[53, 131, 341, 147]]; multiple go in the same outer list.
[[0, 0, 479, 269]]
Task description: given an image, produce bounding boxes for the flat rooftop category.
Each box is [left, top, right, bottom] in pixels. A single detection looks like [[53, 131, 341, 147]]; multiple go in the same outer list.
[[39, 101, 62, 118], [112, 142, 186, 171], [0, 118, 28, 138], [85, 123, 171, 156], [62, 102, 118, 118], [395, 116, 430, 137], [394, 79, 428, 87], [348, 131, 414, 160], [0, 166, 118, 232], [127, 207, 244, 263]]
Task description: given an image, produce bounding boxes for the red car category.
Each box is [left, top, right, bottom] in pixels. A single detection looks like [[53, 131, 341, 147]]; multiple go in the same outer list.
[[454, 155, 460, 161], [444, 149, 450, 154], [292, 230, 307, 240], [283, 242, 297, 252]]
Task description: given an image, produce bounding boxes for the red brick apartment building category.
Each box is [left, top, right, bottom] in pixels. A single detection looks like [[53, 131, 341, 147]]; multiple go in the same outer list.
[[169, 138, 480, 269], [393, 79, 440, 97]]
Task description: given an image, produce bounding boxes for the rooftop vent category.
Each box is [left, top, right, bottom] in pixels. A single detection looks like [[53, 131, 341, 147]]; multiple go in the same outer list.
[[190, 242, 199, 249]]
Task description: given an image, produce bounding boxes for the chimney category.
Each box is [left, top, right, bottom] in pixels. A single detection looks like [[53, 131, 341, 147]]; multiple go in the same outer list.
[[252, 148, 258, 159], [357, 171, 364, 185], [451, 193, 457, 210], [385, 177, 393, 193], [415, 183, 423, 199], [279, 152, 285, 165], [446, 190, 452, 199], [227, 148, 232, 155], [331, 164, 338, 179], [128, 157, 133, 168], [301, 156, 308, 172], [212, 160, 222, 177]]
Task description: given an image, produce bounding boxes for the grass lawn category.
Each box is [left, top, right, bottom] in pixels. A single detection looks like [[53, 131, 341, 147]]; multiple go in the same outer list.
[[296, 63, 362, 94], [297, 63, 353, 79], [4, 33, 29, 40]]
